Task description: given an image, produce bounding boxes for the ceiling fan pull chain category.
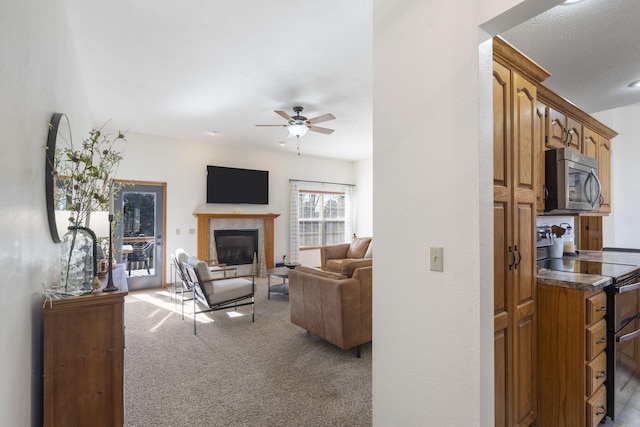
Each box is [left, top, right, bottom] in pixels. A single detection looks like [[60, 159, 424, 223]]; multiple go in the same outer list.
[[296, 135, 301, 156]]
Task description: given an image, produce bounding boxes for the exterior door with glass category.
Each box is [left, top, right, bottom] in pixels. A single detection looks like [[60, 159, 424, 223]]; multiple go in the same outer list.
[[115, 182, 165, 290]]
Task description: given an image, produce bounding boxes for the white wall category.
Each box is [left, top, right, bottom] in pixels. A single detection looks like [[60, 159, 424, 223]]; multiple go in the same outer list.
[[0, 0, 92, 425], [355, 157, 373, 236], [114, 131, 367, 280], [594, 106, 640, 249], [372, 0, 562, 425]]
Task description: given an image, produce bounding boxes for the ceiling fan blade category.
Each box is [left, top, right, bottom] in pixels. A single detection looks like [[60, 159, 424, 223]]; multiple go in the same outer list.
[[274, 110, 293, 121], [307, 113, 335, 125], [309, 125, 334, 135], [255, 124, 287, 127]]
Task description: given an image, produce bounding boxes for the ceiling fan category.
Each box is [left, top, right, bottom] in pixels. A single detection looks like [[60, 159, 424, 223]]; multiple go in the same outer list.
[[255, 106, 335, 138]]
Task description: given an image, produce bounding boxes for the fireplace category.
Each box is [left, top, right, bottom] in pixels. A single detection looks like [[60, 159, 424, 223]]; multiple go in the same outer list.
[[194, 213, 279, 270], [214, 229, 258, 266]]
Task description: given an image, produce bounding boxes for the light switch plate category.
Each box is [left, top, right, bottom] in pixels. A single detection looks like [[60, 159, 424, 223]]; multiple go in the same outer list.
[[430, 247, 444, 272]]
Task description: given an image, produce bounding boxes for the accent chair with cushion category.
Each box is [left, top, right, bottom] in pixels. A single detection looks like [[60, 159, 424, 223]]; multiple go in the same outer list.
[[171, 252, 195, 320], [288, 264, 372, 357], [176, 248, 237, 278], [320, 236, 372, 276], [182, 260, 255, 335]]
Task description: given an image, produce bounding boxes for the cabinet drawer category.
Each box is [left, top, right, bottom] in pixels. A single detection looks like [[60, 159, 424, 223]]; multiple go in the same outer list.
[[586, 292, 607, 324], [586, 385, 607, 427], [586, 351, 607, 396], [586, 318, 607, 360]]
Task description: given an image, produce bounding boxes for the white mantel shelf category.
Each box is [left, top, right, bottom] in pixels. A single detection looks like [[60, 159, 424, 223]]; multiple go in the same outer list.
[[193, 213, 280, 269]]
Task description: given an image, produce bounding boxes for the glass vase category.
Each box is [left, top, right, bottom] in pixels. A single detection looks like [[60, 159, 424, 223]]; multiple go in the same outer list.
[[59, 226, 97, 296]]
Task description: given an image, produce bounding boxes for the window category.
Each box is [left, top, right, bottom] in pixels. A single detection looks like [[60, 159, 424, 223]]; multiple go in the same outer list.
[[298, 191, 346, 247]]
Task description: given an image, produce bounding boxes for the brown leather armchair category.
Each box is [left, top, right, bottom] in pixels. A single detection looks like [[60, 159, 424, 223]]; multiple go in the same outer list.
[[289, 265, 372, 357], [320, 237, 372, 276]]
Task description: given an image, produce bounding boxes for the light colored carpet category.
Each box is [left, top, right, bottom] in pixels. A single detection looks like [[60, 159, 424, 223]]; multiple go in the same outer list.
[[123, 278, 372, 427]]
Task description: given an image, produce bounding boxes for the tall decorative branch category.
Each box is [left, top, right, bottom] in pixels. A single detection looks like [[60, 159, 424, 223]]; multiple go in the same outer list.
[[52, 121, 126, 291]]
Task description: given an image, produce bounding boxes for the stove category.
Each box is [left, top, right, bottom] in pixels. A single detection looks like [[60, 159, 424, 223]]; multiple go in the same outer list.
[[537, 246, 640, 421]]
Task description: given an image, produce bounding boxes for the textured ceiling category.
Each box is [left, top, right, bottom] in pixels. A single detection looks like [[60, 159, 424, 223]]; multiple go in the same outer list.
[[64, 1, 638, 161], [501, 0, 640, 113]]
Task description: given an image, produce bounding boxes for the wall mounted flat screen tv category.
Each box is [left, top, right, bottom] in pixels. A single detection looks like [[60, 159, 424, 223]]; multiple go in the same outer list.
[[206, 165, 269, 204]]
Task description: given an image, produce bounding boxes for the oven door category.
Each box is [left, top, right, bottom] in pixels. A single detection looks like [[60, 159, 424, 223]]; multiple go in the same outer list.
[[609, 280, 640, 419]]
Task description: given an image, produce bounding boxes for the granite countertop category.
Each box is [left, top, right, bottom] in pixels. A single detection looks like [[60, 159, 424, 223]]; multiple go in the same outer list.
[[537, 268, 613, 290], [536, 250, 640, 291]]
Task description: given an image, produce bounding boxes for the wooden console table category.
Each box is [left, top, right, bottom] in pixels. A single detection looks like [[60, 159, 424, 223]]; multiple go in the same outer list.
[[43, 265, 128, 427], [193, 213, 280, 269]]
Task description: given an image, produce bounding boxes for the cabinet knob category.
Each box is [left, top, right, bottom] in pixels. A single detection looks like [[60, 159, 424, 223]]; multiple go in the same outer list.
[[596, 370, 607, 379], [596, 406, 606, 416]]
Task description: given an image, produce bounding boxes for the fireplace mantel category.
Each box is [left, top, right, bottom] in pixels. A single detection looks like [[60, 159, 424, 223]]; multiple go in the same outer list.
[[193, 213, 280, 269]]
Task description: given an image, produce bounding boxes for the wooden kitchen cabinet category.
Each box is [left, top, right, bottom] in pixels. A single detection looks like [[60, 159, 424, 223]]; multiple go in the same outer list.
[[43, 267, 128, 427], [546, 107, 582, 151], [538, 85, 617, 216], [583, 126, 599, 158], [534, 100, 546, 213], [597, 137, 612, 213], [493, 36, 550, 427], [579, 216, 604, 251], [537, 285, 608, 427]]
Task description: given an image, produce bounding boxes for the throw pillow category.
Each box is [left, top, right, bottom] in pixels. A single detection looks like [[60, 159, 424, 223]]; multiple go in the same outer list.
[[364, 241, 373, 259]]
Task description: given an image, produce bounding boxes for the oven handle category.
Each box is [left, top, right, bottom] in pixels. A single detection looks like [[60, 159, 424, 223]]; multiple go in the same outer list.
[[617, 327, 640, 343], [616, 280, 640, 294]]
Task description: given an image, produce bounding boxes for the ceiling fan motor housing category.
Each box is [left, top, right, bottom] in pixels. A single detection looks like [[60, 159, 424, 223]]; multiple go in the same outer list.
[[292, 106, 307, 122]]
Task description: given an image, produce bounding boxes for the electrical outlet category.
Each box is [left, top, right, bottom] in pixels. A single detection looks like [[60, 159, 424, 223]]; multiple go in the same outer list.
[[430, 247, 444, 272], [176, 228, 180, 235], [189, 228, 195, 235]]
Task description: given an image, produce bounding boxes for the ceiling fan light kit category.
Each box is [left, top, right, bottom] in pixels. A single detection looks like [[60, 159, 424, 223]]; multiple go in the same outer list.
[[255, 105, 335, 154], [287, 123, 309, 137]]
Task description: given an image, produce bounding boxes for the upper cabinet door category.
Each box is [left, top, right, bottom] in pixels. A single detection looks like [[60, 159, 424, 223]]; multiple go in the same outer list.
[[598, 138, 612, 214], [546, 107, 566, 149], [565, 116, 582, 151], [535, 101, 546, 212], [583, 127, 599, 159], [546, 107, 581, 151]]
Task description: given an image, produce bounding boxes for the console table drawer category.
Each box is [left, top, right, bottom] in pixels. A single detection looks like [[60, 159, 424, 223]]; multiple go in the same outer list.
[[586, 318, 607, 361]]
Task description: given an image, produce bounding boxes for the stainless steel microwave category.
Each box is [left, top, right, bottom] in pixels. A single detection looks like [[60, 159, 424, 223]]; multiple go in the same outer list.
[[544, 147, 601, 213]]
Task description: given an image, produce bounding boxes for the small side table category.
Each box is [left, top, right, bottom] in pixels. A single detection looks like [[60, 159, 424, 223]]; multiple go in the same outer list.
[[267, 266, 295, 299]]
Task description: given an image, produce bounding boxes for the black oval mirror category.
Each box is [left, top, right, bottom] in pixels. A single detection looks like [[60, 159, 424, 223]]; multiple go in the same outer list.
[[45, 113, 71, 243]]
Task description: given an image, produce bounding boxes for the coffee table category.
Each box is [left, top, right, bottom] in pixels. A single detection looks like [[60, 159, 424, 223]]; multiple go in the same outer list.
[[267, 266, 293, 299]]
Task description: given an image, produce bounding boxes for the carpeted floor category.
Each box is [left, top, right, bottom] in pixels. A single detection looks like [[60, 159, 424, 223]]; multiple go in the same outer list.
[[123, 278, 372, 427]]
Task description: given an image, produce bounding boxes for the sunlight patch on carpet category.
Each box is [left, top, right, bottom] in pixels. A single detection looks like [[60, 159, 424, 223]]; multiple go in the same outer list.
[[128, 291, 213, 324], [226, 311, 244, 318], [150, 312, 174, 332]]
